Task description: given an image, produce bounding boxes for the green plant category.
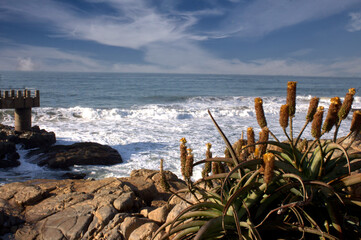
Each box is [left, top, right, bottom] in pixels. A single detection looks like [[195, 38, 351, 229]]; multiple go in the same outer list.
[[154, 83, 361, 240]]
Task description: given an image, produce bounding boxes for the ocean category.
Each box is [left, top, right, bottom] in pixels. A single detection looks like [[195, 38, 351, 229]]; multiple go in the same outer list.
[[0, 71, 360, 184]]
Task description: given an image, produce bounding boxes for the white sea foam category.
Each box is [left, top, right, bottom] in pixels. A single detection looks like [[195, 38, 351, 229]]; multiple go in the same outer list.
[[1, 95, 360, 183]]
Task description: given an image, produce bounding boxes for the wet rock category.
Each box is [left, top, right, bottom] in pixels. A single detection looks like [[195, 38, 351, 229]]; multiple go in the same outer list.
[[0, 124, 56, 149], [29, 142, 122, 169], [0, 141, 20, 168]]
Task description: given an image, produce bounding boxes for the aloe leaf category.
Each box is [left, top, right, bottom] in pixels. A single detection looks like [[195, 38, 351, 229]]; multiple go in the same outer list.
[[325, 198, 343, 237], [332, 173, 361, 189], [193, 157, 234, 167], [169, 220, 207, 237], [194, 216, 254, 240], [172, 226, 199, 240], [222, 159, 262, 190]]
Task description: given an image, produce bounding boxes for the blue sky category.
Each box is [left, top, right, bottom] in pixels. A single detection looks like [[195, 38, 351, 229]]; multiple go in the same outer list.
[[1, 0, 361, 76]]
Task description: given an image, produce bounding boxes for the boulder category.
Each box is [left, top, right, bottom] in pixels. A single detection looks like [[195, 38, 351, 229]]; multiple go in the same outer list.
[[113, 192, 136, 212], [29, 142, 122, 169], [120, 216, 154, 240], [129, 222, 161, 240]]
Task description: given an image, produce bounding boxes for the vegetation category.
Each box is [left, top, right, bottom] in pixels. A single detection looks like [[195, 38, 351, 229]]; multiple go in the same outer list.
[[154, 82, 361, 240]]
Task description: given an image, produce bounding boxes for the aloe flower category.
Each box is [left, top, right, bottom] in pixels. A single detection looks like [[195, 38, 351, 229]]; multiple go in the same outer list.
[[306, 97, 319, 122], [350, 110, 361, 133], [247, 127, 255, 154], [263, 153, 275, 184], [286, 81, 297, 116], [322, 97, 341, 133], [279, 104, 289, 129], [311, 106, 324, 139], [338, 88, 356, 120], [255, 97, 267, 128]]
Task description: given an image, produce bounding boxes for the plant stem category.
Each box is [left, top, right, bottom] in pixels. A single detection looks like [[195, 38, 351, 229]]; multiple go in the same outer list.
[[333, 119, 342, 143], [295, 120, 309, 147], [269, 130, 280, 142], [290, 116, 294, 145]]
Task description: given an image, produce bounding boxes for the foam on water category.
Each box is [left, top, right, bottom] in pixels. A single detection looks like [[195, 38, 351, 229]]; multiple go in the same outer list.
[[1, 95, 360, 184]]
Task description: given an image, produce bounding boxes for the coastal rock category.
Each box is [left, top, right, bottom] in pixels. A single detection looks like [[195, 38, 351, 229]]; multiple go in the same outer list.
[[0, 169, 186, 239], [0, 124, 56, 149], [0, 141, 20, 168], [29, 142, 123, 169]]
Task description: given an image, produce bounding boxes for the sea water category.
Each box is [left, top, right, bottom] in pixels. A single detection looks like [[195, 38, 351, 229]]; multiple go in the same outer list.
[[0, 72, 360, 184]]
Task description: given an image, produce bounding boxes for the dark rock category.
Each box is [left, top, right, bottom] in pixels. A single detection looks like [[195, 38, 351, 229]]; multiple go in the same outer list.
[[0, 141, 20, 168], [61, 172, 87, 179], [0, 124, 56, 149], [29, 142, 123, 169]]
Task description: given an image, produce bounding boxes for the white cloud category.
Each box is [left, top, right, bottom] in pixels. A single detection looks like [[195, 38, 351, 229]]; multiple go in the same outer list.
[[220, 0, 360, 38], [16, 57, 35, 71], [0, 0, 200, 49], [347, 12, 361, 32], [1, 42, 361, 76]]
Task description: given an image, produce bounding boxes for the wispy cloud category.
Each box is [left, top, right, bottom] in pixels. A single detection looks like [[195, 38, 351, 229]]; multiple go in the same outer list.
[[0, 0, 201, 49], [1, 42, 361, 76], [347, 11, 361, 32], [1, 0, 360, 76], [220, 0, 360, 38], [0, 44, 104, 71]]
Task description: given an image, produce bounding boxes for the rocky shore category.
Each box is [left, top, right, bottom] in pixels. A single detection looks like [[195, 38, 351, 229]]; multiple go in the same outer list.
[[0, 124, 122, 171], [0, 169, 187, 240]]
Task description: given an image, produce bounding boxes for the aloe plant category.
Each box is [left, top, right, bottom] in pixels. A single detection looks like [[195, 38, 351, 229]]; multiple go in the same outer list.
[[154, 83, 361, 240]]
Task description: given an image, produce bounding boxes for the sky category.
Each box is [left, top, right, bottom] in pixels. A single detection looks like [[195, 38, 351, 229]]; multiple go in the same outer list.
[[1, 0, 361, 77]]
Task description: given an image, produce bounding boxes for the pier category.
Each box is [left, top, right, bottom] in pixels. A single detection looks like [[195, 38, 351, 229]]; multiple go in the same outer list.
[[0, 89, 40, 131]]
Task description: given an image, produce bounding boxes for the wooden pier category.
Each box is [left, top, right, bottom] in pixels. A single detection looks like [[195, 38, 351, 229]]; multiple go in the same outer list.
[[0, 90, 40, 131]]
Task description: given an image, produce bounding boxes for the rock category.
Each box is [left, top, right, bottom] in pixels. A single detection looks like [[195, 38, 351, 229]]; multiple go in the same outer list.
[[0, 141, 20, 168], [0, 124, 56, 149], [39, 203, 94, 240], [128, 222, 160, 240], [113, 192, 136, 212], [29, 142, 122, 169], [120, 216, 154, 240], [25, 192, 93, 222], [61, 172, 86, 179], [140, 207, 154, 218], [148, 204, 173, 224], [0, 169, 186, 239], [13, 185, 45, 206], [166, 201, 189, 223]]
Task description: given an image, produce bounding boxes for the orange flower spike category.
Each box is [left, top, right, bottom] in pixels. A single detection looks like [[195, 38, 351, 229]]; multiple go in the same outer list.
[[254, 97, 267, 128], [286, 81, 297, 117]]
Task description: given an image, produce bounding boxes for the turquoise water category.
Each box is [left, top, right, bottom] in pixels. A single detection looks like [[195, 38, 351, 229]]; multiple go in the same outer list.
[[0, 71, 360, 184]]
